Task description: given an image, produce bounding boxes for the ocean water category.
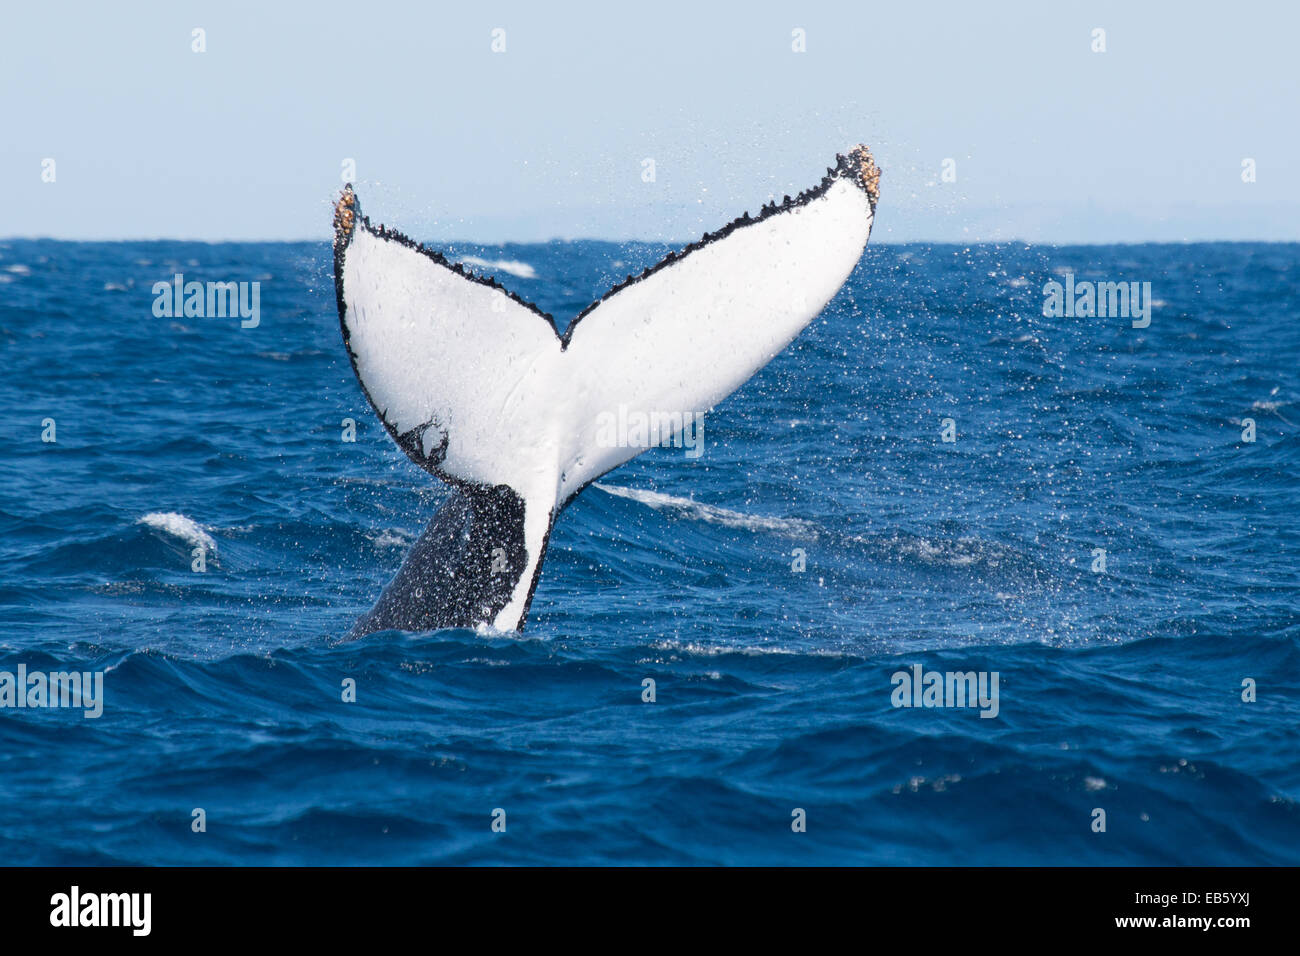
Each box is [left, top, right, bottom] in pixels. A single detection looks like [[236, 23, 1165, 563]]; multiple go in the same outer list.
[[0, 237, 1297, 866]]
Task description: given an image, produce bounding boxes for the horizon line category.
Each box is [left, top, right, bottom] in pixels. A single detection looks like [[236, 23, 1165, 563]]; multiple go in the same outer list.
[[4, 234, 1299, 247]]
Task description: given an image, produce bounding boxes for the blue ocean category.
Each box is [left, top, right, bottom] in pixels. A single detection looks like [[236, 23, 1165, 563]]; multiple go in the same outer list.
[[1, 237, 1296, 865]]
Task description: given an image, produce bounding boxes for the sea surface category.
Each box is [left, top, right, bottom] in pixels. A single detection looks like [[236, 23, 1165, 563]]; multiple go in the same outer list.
[[0, 236, 1297, 865]]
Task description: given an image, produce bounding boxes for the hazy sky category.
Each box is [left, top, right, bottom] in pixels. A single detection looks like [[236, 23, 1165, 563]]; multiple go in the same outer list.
[[4, 0, 1298, 242]]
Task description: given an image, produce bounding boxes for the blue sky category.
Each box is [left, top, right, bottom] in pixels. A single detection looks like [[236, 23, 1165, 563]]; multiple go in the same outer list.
[[4, 0, 1298, 242]]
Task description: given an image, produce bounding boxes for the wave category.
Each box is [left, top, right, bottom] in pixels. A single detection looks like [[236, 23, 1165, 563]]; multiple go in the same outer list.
[[594, 482, 818, 537], [137, 512, 217, 555], [594, 483, 1029, 572], [457, 256, 537, 279]]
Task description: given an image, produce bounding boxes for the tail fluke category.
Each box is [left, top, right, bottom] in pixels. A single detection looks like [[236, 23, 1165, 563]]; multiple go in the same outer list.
[[333, 146, 880, 634]]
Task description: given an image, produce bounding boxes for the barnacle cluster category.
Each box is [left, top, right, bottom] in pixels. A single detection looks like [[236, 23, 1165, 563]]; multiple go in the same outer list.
[[334, 185, 356, 242], [844, 144, 881, 209]]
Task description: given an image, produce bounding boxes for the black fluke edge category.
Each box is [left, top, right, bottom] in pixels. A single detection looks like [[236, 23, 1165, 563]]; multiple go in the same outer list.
[[330, 145, 880, 349]]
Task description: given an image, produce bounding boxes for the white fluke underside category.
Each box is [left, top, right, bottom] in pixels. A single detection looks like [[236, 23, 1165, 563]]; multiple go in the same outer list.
[[336, 150, 877, 630]]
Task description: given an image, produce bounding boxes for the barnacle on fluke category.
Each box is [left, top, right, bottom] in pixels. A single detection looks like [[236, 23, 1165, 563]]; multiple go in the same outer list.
[[843, 144, 882, 209], [333, 184, 356, 244]]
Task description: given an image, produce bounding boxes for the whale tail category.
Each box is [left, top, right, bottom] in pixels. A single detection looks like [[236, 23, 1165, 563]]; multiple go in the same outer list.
[[333, 146, 880, 634]]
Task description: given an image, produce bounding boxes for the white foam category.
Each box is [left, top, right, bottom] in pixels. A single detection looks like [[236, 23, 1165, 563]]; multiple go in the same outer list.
[[138, 512, 217, 554], [458, 256, 537, 279], [595, 483, 818, 537], [596, 486, 1012, 569]]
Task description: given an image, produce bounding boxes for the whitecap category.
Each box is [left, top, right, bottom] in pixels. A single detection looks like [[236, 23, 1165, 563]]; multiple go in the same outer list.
[[138, 512, 217, 555], [595, 483, 818, 537], [457, 256, 537, 280]]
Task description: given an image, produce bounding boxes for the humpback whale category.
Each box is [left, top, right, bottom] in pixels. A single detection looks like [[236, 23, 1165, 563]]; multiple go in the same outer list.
[[333, 145, 880, 636]]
